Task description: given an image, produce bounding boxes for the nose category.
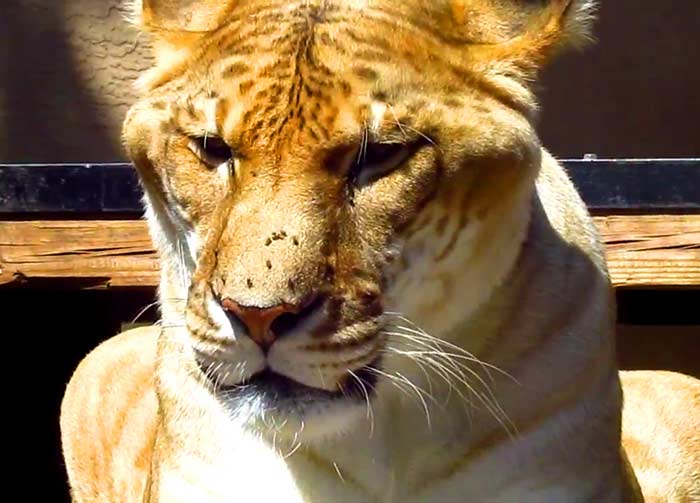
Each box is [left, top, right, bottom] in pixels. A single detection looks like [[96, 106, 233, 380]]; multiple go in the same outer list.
[[221, 297, 321, 351]]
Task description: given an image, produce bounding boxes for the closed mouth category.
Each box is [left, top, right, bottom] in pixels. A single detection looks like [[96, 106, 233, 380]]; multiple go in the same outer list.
[[210, 363, 380, 409]]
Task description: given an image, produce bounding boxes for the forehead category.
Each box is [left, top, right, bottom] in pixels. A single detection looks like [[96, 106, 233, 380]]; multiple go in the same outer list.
[[161, 3, 468, 146]]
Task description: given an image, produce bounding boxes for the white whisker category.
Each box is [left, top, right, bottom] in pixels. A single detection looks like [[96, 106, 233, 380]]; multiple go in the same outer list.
[[333, 462, 346, 484], [379, 312, 519, 438], [348, 369, 375, 438]]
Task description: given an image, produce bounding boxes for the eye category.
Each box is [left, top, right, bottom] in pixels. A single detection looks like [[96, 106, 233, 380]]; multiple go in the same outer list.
[[188, 135, 233, 168], [351, 142, 413, 186]]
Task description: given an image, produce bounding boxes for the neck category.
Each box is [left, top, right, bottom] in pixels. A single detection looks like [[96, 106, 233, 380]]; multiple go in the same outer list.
[[300, 185, 619, 497]]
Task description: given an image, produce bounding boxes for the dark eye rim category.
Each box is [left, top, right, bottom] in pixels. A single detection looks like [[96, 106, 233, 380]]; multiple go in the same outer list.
[[187, 135, 233, 168], [350, 140, 422, 187]]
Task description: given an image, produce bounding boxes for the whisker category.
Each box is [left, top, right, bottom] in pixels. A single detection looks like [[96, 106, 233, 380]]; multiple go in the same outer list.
[[386, 104, 438, 149], [395, 370, 433, 429], [333, 462, 347, 484], [130, 301, 161, 324], [347, 369, 375, 438], [379, 313, 519, 437], [383, 317, 519, 384], [388, 333, 515, 435], [367, 366, 434, 429], [283, 439, 303, 460]]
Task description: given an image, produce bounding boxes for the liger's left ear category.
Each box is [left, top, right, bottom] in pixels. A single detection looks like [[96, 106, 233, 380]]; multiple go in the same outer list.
[[132, 0, 237, 33], [448, 0, 597, 76]]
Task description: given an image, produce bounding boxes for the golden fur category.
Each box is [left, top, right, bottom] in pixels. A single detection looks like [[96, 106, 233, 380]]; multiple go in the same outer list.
[[61, 0, 700, 501]]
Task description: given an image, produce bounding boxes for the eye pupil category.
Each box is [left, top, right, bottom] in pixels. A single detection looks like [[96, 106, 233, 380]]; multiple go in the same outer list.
[[362, 143, 404, 166], [202, 137, 231, 160]]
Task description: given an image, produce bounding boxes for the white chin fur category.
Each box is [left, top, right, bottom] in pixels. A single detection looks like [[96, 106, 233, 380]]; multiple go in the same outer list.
[[227, 392, 368, 443]]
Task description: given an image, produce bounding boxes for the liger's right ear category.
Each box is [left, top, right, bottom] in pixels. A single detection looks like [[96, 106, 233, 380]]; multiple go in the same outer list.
[[446, 0, 598, 79], [127, 0, 238, 86]]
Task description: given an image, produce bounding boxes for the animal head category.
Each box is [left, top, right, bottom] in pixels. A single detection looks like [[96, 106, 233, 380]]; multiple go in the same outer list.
[[123, 0, 595, 435]]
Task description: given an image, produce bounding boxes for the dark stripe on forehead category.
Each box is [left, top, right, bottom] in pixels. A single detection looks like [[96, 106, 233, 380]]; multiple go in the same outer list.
[[196, 2, 463, 62], [222, 62, 251, 79], [147, 2, 464, 92], [153, 1, 532, 144]]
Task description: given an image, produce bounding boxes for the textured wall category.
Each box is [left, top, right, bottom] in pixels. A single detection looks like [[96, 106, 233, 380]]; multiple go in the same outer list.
[[1, 0, 152, 162], [1, 0, 698, 162]]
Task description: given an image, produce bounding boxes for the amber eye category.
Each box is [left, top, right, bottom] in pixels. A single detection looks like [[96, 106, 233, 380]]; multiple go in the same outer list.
[[351, 142, 413, 187], [188, 135, 233, 168]]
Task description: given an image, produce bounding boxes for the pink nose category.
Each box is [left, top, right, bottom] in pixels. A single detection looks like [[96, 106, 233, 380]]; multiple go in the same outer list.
[[220, 299, 302, 350]]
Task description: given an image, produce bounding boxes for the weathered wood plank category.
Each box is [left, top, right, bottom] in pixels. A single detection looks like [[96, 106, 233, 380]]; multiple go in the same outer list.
[[596, 215, 700, 287], [0, 220, 158, 287], [1, 216, 698, 288]]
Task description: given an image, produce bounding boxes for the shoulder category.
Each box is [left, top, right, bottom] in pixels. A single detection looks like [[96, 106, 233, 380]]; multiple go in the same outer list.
[[61, 325, 160, 422]]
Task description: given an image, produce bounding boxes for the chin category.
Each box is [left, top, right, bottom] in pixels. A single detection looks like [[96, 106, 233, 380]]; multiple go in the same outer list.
[[216, 368, 377, 442]]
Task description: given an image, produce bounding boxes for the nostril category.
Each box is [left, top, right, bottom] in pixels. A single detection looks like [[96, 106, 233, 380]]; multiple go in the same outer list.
[[220, 295, 324, 350], [270, 295, 325, 337], [269, 311, 298, 337]]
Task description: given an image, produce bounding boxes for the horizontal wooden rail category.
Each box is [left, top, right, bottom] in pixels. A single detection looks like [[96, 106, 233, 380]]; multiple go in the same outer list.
[[0, 220, 158, 287], [1, 216, 698, 288], [599, 216, 700, 287]]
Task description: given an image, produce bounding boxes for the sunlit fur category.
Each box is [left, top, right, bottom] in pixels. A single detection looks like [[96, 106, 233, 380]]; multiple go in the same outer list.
[[61, 1, 700, 501]]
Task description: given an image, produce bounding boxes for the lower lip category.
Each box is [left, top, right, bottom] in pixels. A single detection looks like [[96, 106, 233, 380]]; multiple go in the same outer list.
[[218, 369, 345, 400], [214, 364, 380, 404]]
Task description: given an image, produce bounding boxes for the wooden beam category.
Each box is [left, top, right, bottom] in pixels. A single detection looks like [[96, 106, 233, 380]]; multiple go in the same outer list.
[[597, 215, 700, 287], [0, 220, 158, 287], [1, 216, 698, 288]]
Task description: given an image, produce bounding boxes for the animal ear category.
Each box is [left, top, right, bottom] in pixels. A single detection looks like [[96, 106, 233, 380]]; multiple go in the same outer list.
[[130, 0, 236, 33], [448, 0, 597, 74], [127, 0, 237, 65]]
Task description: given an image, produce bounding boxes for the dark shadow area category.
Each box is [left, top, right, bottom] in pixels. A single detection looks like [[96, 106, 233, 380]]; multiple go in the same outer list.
[[1, 1, 120, 162], [539, 0, 700, 158], [618, 325, 700, 379], [5, 287, 158, 498], [617, 289, 700, 325], [617, 289, 700, 380]]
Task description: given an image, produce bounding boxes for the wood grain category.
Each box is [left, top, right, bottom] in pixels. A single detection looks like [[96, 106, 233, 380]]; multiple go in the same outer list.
[[598, 216, 700, 287], [0, 216, 698, 288], [0, 220, 158, 287]]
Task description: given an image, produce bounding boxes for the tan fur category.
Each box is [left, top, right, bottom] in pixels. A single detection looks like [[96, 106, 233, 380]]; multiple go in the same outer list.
[[621, 371, 700, 502], [61, 1, 700, 501]]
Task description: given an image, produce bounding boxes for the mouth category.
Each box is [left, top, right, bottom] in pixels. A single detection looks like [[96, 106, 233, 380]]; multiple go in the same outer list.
[[206, 363, 380, 415]]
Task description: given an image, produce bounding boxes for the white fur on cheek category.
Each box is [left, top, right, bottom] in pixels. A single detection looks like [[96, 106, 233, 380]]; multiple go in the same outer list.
[[204, 98, 219, 133], [185, 231, 201, 263], [207, 295, 234, 339], [141, 193, 192, 296], [386, 189, 532, 339], [370, 101, 387, 132], [216, 160, 232, 185]]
